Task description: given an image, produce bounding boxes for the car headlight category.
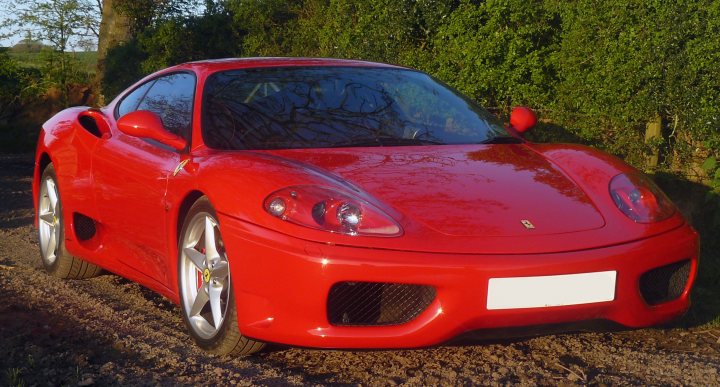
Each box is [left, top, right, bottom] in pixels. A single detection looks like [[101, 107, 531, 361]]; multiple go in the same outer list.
[[264, 185, 402, 236], [609, 172, 675, 223]]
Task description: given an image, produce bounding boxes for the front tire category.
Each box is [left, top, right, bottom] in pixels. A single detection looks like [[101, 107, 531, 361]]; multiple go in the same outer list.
[[178, 197, 264, 356], [38, 164, 101, 279]]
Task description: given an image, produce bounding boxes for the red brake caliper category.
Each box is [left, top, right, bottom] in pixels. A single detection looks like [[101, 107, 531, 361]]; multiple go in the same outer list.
[[196, 247, 207, 290]]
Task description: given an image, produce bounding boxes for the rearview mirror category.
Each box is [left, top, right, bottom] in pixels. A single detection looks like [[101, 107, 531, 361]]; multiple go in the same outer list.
[[117, 110, 187, 151], [509, 106, 537, 134]]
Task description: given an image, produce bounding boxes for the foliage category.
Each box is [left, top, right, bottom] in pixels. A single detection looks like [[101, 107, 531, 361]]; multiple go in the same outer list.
[[551, 1, 720, 169], [38, 49, 93, 89], [429, 0, 560, 111], [5, 0, 101, 106], [114, 0, 205, 33], [0, 52, 41, 123], [548, 1, 720, 252], [8, 50, 97, 72], [226, 0, 457, 67], [136, 9, 239, 72], [12, 0, 100, 52], [101, 40, 147, 100], [0, 51, 44, 152], [227, 0, 300, 56], [102, 1, 238, 98]]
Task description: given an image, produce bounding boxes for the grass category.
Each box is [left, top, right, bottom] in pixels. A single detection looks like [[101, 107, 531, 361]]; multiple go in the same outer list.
[[8, 50, 97, 73], [4, 368, 24, 387]]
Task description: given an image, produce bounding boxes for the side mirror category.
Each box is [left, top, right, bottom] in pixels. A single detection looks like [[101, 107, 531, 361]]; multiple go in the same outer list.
[[117, 110, 187, 151], [509, 106, 537, 134]]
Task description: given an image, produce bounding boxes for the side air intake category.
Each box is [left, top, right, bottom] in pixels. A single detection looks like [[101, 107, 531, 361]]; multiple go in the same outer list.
[[73, 213, 97, 241]]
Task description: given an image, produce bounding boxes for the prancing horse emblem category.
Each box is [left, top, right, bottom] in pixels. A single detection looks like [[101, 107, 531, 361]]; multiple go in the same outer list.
[[203, 268, 211, 283], [521, 219, 535, 229]]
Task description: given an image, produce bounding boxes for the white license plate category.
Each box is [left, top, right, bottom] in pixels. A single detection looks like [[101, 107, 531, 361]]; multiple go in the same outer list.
[[486, 271, 616, 310]]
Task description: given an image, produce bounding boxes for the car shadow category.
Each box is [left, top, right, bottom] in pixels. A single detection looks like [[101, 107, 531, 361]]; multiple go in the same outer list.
[[0, 153, 35, 230], [654, 173, 720, 327]]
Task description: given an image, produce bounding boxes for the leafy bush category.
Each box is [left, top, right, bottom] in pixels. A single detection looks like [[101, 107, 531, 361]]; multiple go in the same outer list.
[[429, 0, 560, 110], [0, 51, 44, 151]]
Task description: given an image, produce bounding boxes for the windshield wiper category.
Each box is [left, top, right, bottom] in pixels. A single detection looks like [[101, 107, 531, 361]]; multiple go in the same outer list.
[[329, 136, 445, 148], [477, 135, 523, 144]]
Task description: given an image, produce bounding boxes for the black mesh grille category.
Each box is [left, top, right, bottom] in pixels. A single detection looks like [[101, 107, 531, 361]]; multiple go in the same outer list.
[[327, 282, 436, 326], [639, 259, 691, 305], [73, 213, 96, 241]]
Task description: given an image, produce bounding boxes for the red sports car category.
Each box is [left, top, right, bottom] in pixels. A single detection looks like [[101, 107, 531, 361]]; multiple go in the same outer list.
[[33, 58, 698, 356]]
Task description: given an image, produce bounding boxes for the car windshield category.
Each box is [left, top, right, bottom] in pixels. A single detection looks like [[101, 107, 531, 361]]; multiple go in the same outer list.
[[201, 66, 509, 150]]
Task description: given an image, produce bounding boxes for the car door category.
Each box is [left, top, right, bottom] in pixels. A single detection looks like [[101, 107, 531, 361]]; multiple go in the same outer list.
[[92, 72, 196, 286]]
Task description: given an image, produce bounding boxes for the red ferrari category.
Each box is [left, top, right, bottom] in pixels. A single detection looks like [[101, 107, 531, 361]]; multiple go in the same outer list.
[[33, 58, 698, 356]]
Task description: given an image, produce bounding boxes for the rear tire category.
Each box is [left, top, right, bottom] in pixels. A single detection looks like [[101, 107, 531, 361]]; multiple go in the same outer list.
[[178, 197, 265, 356], [38, 164, 102, 279]]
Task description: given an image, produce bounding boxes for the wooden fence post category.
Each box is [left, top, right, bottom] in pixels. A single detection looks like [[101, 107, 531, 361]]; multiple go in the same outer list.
[[644, 114, 662, 170]]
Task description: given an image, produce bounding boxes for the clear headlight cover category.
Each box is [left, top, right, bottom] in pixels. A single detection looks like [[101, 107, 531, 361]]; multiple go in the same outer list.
[[609, 172, 675, 223], [264, 185, 402, 236]]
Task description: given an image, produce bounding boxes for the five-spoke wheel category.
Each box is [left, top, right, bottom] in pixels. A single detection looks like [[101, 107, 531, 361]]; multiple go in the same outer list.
[[178, 197, 264, 355], [38, 171, 60, 266], [180, 213, 231, 338]]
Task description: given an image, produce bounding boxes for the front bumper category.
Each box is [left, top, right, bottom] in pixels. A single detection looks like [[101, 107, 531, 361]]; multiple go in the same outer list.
[[219, 213, 699, 349]]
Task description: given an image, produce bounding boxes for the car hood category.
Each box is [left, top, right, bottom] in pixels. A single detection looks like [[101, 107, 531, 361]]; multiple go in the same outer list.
[[264, 145, 605, 237]]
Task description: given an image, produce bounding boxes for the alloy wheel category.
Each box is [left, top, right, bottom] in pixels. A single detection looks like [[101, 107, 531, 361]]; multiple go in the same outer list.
[[179, 214, 231, 339], [38, 177, 60, 265]]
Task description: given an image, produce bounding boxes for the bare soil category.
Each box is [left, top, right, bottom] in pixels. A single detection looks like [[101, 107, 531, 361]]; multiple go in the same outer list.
[[1, 153, 719, 386]]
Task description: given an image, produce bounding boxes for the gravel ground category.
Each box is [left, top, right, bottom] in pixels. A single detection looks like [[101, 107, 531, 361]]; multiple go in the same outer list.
[[1, 153, 719, 386]]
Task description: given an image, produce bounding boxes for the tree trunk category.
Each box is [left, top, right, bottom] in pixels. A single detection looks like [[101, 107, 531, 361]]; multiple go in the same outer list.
[[95, 0, 131, 104]]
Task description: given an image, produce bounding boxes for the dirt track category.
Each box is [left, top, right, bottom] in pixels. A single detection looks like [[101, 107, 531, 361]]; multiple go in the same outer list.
[[1, 153, 719, 386]]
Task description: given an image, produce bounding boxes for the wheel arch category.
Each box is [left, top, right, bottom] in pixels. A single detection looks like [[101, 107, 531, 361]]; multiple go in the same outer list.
[[166, 190, 207, 303], [33, 152, 54, 228], [38, 152, 52, 174], [35, 152, 53, 193], [176, 190, 207, 243]]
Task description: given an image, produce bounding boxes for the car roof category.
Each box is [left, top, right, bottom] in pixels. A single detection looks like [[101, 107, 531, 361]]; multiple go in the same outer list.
[[167, 57, 407, 73]]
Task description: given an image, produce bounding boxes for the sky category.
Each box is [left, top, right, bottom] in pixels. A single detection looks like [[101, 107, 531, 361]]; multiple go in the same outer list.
[[0, 1, 99, 50], [1, 25, 98, 50], [0, 1, 13, 47], [1, 0, 205, 50], [1, 31, 21, 48]]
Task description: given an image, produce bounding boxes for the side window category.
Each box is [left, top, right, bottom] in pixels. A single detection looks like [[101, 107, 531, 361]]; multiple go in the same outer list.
[[137, 73, 196, 140], [117, 81, 154, 118]]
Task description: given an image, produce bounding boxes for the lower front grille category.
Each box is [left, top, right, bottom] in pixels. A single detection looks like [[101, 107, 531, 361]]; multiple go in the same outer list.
[[327, 282, 436, 326], [639, 259, 691, 305]]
